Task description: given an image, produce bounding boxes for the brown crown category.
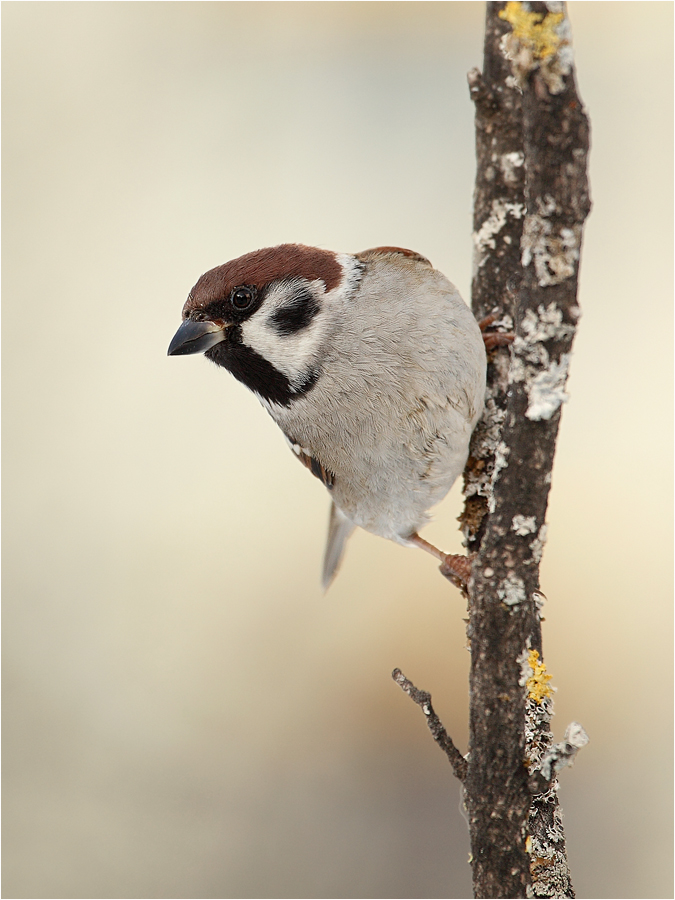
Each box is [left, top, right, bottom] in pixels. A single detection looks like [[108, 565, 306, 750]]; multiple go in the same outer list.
[[185, 244, 343, 311]]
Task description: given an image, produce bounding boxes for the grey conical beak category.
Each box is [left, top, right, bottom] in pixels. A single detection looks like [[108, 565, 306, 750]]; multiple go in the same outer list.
[[168, 319, 227, 356]]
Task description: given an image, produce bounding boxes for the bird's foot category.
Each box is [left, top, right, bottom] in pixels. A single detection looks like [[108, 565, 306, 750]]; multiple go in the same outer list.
[[408, 533, 474, 591], [478, 312, 515, 350], [439, 553, 474, 591]]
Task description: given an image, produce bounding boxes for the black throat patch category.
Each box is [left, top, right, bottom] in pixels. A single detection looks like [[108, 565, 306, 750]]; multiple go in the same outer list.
[[205, 326, 320, 407]]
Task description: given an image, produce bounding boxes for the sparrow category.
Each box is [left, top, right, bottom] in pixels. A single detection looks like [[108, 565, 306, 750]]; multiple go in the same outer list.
[[168, 243, 490, 589]]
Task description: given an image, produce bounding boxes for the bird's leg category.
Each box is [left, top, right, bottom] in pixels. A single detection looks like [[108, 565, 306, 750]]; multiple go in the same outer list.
[[478, 312, 515, 350], [408, 314, 511, 586], [408, 533, 474, 591]]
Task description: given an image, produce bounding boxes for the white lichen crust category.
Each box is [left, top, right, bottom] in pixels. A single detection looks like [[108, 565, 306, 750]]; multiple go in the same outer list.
[[526, 805, 574, 899], [525, 354, 571, 421], [512, 514, 537, 536], [509, 303, 575, 422], [487, 440, 511, 513], [498, 571, 526, 607], [530, 525, 549, 565], [521, 194, 582, 289], [538, 722, 589, 783], [473, 199, 526, 276], [521, 646, 588, 898]]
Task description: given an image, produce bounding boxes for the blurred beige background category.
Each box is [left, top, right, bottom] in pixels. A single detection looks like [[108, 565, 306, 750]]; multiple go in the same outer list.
[[2, 2, 672, 898]]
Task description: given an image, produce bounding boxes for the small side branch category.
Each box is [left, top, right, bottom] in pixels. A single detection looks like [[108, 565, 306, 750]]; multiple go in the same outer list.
[[528, 721, 589, 796], [525, 707, 589, 898], [392, 669, 468, 782], [521, 649, 588, 898]]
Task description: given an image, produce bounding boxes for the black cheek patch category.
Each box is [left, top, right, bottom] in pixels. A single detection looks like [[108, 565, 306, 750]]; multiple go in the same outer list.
[[270, 289, 320, 336], [205, 327, 320, 407]]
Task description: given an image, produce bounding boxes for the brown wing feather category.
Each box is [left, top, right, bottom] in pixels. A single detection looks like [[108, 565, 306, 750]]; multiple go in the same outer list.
[[286, 437, 335, 491], [355, 246, 432, 266]]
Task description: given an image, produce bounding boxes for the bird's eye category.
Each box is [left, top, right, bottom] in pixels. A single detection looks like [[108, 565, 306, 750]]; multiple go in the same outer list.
[[231, 286, 255, 310]]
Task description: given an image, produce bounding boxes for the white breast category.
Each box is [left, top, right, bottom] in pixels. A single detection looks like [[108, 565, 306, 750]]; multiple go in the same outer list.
[[268, 253, 486, 542]]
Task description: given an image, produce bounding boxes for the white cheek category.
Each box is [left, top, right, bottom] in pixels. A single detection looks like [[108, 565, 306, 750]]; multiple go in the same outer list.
[[239, 258, 362, 389], [241, 308, 327, 387]]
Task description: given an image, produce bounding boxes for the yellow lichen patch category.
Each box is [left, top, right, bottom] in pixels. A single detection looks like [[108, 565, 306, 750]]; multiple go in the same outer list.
[[499, 1, 564, 60], [526, 649, 554, 703]]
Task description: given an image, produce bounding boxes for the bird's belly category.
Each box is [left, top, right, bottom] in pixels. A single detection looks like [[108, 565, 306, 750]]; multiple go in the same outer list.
[[329, 437, 470, 542], [271, 372, 482, 543]]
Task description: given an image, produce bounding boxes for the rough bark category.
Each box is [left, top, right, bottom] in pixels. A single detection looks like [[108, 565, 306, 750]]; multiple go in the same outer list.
[[396, 4, 590, 899], [462, 3, 591, 897]]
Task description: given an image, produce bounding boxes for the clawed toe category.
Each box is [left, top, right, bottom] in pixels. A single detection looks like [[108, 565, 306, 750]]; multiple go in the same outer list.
[[439, 553, 474, 590], [408, 532, 475, 590], [478, 312, 514, 351], [483, 332, 515, 350]]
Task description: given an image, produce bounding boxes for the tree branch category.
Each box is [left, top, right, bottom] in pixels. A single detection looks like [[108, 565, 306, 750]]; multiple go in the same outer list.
[[391, 5, 589, 896], [461, 3, 591, 897], [392, 668, 468, 782]]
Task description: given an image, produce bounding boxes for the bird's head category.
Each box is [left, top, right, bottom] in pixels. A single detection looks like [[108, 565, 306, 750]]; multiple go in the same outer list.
[[168, 244, 363, 407]]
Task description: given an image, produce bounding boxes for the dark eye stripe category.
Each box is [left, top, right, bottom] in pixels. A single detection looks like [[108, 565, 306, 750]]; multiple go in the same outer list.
[[270, 288, 320, 336]]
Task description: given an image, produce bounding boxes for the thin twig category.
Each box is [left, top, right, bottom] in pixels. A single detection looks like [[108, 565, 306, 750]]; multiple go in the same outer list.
[[392, 669, 468, 782]]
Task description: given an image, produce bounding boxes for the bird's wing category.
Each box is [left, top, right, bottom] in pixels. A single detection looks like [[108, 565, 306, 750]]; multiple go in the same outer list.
[[355, 246, 432, 266], [284, 435, 336, 490], [322, 500, 356, 591]]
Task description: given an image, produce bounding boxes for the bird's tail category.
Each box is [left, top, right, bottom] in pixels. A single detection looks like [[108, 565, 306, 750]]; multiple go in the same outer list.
[[322, 501, 355, 591]]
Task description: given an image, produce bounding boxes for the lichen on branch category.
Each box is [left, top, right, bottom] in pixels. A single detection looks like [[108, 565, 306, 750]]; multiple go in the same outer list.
[[461, 3, 590, 897]]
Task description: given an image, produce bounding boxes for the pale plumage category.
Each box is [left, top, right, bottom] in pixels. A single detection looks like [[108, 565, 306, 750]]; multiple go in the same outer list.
[[169, 244, 487, 587]]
